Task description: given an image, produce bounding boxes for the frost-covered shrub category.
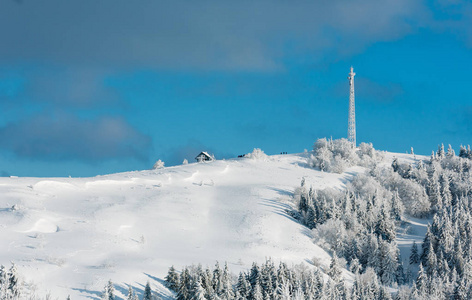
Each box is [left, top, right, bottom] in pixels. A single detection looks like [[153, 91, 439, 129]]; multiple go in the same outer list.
[[348, 173, 392, 202], [312, 219, 350, 255], [309, 138, 382, 173], [374, 166, 430, 217], [152, 159, 165, 169], [358, 142, 384, 167], [245, 148, 268, 160], [331, 138, 358, 165], [331, 155, 348, 174]]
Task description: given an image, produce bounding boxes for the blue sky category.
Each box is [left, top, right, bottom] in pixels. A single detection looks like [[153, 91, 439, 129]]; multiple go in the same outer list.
[[0, 0, 472, 177]]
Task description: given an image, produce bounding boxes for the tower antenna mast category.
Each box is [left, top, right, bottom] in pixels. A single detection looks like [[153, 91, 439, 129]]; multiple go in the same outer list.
[[348, 66, 356, 146]]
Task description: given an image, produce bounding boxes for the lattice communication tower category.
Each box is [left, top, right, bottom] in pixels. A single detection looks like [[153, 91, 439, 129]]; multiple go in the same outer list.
[[348, 66, 356, 146]]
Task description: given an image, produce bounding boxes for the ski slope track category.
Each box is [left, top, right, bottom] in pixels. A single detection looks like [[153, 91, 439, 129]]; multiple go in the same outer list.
[[0, 152, 422, 299]]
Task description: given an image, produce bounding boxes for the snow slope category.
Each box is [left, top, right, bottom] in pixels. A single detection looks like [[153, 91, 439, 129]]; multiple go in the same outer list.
[[0, 152, 423, 299]]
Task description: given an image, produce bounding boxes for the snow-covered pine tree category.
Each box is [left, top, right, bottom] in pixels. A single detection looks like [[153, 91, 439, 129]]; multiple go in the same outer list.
[[143, 281, 152, 300], [8, 263, 20, 299], [276, 279, 291, 300], [413, 264, 428, 298], [409, 241, 419, 265], [178, 268, 192, 300], [236, 272, 251, 299], [252, 282, 264, 300], [192, 278, 206, 300], [248, 263, 261, 289], [292, 287, 305, 300], [378, 240, 398, 286], [378, 286, 392, 300], [437, 144, 445, 159], [126, 286, 138, 300], [0, 265, 9, 298], [328, 252, 342, 282], [425, 242, 437, 277], [221, 263, 234, 299], [165, 265, 180, 292], [104, 280, 115, 300]]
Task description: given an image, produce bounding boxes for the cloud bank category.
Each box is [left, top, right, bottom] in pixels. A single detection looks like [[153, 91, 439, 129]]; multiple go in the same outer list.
[[0, 0, 428, 71]]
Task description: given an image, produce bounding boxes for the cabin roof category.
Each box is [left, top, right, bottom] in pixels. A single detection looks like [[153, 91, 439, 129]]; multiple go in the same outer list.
[[195, 151, 212, 160]]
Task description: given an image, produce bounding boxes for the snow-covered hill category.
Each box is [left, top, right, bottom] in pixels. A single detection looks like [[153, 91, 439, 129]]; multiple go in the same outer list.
[[0, 151, 422, 299]]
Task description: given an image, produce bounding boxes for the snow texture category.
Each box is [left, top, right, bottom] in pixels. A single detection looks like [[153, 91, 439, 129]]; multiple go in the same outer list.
[[0, 151, 424, 299]]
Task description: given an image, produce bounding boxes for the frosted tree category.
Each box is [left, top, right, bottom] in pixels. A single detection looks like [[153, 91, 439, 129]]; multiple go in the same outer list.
[[349, 258, 361, 274], [127, 286, 138, 300], [192, 278, 206, 300], [246, 148, 268, 160], [425, 242, 437, 276], [212, 262, 223, 296], [378, 240, 398, 286], [143, 281, 152, 300], [165, 266, 180, 292], [409, 241, 419, 265], [378, 286, 392, 300], [292, 287, 305, 300], [252, 282, 264, 300], [101, 280, 115, 300], [0, 265, 9, 299], [440, 174, 452, 207], [153, 159, 165, 169], [182, 159, 188, 165], [328, 252, 342, 282], [8, 263, 20, 299], [248, 263, 261, 289], [276, 279, 291, 300], [437, 144, 445, 159], [447, 144, 455, 158], [236, 273, 250, 299], [178, 268, 191, 300], [412, 264, 428, 298], [221, 263, 234, 299], [390, 190, 404, 221]]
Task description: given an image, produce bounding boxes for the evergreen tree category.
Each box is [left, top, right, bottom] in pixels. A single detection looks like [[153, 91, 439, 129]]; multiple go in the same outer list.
[[349, 258, 361, 274], [415, 264, 428, 297], [178, 269, 192, 300], [453, 277, 468, 300], [328, 252, 342, 282], [236, 272, 250, 299], [437, 144, 445, 159], [276, 279, 291, 300], [213, 262, 223, 296], [252, 282, 263, 300], [127, 286, 138, 300], [192, 279, 206, 300], [103, 280, 115, 300], [248, 263, 261, 288], [7, 263, 20, 299], [0, 265, 9, 299], [143, 281, 153, 300], [378, 286, 392, 300], [165, 266, 180, 292], [395, 255, 405, 285], [409, 241, 420, 265]]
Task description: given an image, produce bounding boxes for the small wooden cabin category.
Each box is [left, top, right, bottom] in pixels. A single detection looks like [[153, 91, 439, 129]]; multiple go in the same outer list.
[[195, 151, 213, 162]]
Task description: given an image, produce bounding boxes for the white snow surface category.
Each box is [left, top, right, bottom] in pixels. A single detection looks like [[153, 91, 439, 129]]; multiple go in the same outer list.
[[0, 152, 424, 299]]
